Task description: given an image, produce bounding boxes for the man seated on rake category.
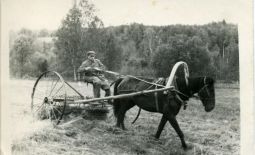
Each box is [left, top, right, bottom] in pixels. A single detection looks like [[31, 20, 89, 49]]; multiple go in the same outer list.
[[78, 51, 111, 101]]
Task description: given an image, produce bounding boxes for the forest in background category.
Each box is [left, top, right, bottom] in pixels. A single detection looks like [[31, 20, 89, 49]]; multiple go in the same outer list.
[[9, 0, 239, 82]]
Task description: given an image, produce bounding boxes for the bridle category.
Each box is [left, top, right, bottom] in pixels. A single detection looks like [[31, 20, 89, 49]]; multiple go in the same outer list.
[[174, 76, 214, 101], [197, 77, 215, 101]]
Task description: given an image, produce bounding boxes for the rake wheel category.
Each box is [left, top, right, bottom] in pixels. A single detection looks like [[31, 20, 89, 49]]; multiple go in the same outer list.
[[31, 71, 67, 124]]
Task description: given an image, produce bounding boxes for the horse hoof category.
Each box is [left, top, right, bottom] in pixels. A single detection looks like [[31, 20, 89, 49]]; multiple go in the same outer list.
[[183, 145, 192, 151], [154, 135, 160, 139], [115, 125, 122, 129]]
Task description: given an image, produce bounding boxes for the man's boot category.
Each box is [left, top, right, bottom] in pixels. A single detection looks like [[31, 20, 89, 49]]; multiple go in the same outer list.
[[93, 84, 101, 98], [105, 89, 112, 104], [105, 89, 111, 97]]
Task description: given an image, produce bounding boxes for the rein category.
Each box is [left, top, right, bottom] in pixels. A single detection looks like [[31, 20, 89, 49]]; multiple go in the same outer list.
[[127, 75, 165, 88], [126, 76, 213, 102]]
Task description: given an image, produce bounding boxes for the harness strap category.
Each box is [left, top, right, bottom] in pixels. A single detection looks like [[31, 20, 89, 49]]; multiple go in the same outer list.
[[131, 78, 163, 124], [154, 85, 159, 112], [152, 78, 165, 112], [175, 93, 187, 110], [173, 77, 187, 110], [197, 77, 210, 96], [203, 76, 210, 96]]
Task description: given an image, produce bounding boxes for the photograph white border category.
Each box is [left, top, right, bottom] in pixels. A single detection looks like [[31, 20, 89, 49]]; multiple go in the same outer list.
[[1, 0, 254, 154]]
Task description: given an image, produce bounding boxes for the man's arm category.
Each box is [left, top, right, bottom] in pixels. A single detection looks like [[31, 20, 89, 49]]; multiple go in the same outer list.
[[96, 59, 106, 71], [78, 61, 91, 73]]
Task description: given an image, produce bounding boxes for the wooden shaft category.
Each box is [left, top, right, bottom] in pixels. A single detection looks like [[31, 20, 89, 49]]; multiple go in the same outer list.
[[74, 86, 174, 104]]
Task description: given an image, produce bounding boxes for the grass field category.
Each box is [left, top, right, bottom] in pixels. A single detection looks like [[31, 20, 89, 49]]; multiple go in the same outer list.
[[10, 79, 240, 155]]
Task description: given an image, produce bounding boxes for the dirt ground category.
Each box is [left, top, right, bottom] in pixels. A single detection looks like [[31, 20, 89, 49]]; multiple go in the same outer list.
[[9, 79, 240, 155]]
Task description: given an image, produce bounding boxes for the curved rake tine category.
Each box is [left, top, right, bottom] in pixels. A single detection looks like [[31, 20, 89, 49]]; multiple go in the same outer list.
[[50, 106, 57, 120], [52, 106, 62, 114], [47, 105, 52, 120]]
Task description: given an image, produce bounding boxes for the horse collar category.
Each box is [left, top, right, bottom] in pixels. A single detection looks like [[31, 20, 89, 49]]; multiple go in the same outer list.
[[173, 77, 192, 100]]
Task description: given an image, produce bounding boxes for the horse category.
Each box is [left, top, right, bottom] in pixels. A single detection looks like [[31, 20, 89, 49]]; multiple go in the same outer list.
[[112, 76, 215, 149]]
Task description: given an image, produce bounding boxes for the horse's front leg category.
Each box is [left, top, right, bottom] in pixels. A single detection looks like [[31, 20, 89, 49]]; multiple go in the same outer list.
[[167, 114, 188, 150], [116, 101, 135, 130], [155, 115, 167, 139]]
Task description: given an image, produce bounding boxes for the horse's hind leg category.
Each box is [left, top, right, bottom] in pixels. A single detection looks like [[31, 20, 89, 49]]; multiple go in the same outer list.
[[155, 115, 167, 139], [116, 101, 134, 130], [167, 114, 188, 149]]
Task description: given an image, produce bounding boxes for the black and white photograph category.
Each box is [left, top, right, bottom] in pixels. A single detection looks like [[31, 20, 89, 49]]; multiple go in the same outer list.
[[1, 0, 254, 154]]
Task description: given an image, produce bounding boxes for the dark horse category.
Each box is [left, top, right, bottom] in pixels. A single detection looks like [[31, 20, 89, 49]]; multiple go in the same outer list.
[[112, 76, 215, 149]]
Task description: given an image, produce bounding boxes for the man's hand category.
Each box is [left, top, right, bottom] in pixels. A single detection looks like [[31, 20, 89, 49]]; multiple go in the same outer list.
[[84, 67, 103, 72], [84, 67, 92, 71], [93, 67, 103, 72]]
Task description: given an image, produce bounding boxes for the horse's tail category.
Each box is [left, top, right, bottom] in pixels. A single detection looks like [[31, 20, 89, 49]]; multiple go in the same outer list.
[[131, 108, 141, 124], [112, 77, 124, 117]]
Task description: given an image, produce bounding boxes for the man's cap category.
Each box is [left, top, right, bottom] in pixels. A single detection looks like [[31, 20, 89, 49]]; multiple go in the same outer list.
[[87, 51, 96, 56]]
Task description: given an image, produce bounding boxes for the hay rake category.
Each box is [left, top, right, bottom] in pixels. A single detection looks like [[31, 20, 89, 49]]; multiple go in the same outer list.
[[31, 62, 188, 124]]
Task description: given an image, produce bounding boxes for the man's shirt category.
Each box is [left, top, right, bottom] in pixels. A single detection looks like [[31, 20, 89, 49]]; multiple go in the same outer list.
[[78, 59, 105, 76]]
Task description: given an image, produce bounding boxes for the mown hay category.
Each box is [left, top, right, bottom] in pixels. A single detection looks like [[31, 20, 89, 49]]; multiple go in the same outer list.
[[35, 105, 63, 120], [83, 103, 109, 120]]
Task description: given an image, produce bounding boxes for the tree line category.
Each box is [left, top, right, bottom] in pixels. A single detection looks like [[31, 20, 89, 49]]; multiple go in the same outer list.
[[9, 0, 239, 82]]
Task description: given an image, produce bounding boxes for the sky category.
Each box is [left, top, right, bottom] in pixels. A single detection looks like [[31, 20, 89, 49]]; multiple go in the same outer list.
[[3, 0, 244, 31]]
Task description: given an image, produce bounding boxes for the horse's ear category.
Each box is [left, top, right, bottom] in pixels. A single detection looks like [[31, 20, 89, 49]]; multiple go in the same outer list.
[[206, 77, 214, 85]]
